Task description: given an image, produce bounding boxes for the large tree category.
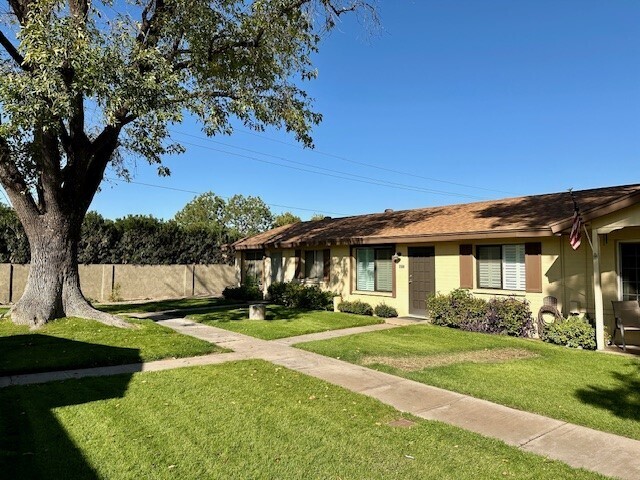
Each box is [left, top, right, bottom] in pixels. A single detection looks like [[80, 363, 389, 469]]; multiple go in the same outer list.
[[0, 0, 372, 327]]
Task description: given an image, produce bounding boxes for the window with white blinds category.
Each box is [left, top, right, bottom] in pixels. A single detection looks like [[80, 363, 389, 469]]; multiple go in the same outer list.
[[502, 244, 526, 290], [477, 246, 501, 289], [477, 244, 525, 291], [356, 247, 393, 292]]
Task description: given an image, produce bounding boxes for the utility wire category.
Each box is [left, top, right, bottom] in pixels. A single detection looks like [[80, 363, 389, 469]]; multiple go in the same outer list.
[[104, 177, 354, 217], [232, 127, 516, 195], [170, 132, 484, 200]]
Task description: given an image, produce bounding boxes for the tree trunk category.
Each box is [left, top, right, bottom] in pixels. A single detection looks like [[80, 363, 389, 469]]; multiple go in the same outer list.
[[10, 212, 131, 329]]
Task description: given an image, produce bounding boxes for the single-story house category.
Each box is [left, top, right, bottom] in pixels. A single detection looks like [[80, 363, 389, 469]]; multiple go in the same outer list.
[[233, 183, 640, 350]]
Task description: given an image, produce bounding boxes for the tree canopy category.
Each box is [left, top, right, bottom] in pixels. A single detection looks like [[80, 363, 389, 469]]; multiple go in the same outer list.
[[0, 0, 373, 326], [273, 211, 302, 227]]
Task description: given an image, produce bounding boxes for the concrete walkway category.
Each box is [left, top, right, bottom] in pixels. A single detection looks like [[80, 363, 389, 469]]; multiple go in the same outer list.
[[2, 318, 639, 480]]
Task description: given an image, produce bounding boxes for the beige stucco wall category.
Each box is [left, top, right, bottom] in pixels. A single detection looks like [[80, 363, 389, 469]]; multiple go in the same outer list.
[[0, 264, 235, 304]]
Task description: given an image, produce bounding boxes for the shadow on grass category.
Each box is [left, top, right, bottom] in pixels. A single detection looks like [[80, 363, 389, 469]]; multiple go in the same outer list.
[[197, 306, 308, 323], [96, 297, 233, 314], [0, 334, 144, 376], [0, 340, 140, 479], [574, 363, 640, 421]]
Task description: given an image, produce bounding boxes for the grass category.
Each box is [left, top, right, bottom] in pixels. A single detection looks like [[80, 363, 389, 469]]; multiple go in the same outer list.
[[187, 305, 383, 340], [296, 324, 640, 440], [0, 317, 224, 376], [95, 296, 236, 314], [0, 360, 603, 479]]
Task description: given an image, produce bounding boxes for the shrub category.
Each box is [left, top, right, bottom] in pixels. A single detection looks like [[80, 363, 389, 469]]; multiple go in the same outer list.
[[426, 289, 487, 328], [268, 282, 333, 310], [267, 281, 288, 304], [374, 304, 398, 318], [338, 300, 373, 316], [482, 297, 534, 337], [426, 289, 532, 337], [222, 284, 263, 301], [542, 317, 596, 350]]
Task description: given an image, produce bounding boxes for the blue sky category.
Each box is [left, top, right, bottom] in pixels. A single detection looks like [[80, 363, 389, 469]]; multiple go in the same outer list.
[[90, 0, 639, 221]]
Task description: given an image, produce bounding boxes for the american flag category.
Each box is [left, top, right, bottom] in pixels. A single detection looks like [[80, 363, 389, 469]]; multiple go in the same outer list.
[[569, 209, 582, 250]]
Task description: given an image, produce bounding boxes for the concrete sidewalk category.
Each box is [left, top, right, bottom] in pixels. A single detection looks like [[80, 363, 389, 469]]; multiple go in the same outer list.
[[2, 317, 639, 479]]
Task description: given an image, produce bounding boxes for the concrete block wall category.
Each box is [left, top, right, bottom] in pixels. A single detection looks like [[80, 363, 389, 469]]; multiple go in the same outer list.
[[0, 264, 236, 304]]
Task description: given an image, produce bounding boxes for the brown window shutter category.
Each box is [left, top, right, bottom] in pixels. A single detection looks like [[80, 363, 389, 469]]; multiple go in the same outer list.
[[459, 244, 473, 289], [525, 242, 542, 293], [323, 249, 331, 282], [294, 249, 303, 279]]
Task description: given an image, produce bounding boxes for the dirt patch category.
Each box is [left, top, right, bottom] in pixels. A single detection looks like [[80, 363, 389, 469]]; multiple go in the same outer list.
[[387, 418, 416, 428], [362, 348, 538, 371]]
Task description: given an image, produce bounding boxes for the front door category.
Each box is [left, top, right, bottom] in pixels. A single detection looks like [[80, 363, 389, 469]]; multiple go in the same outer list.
[[408, 247, 435, 316]]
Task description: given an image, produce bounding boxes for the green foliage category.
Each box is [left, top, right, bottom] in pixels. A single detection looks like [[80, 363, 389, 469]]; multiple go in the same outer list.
[[338, 300, 373, 316], [542, 317, 597, 350], [222, 284, 263, 302], [426, 289, 487, 328], [485, 297, 534, 337], [273, 211, 302, 227], [225, 194, 274, 239], [426, 289, 532, 337], [174, 192, 227, 235], [267, 281, 333, 310], [309, 213, 327, 221], [174, 192, 276, 242], [374, 304, 398, 318], [78, 212, 119, 264], [0, 208, 231, 265]]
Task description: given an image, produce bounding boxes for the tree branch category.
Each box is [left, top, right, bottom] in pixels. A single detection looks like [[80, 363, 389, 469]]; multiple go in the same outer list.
[[0, 30, 29, 71], [0, 137, 40, 221]]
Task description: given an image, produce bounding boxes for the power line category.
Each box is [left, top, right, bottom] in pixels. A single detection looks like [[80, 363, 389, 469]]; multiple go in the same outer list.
[[104, 177, 354, 216], [232, 127, 516, 195], [170, 132, 485, 200]]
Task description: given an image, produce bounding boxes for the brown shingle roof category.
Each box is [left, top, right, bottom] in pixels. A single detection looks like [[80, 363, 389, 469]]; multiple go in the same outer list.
[[234, 184, 640, 249]]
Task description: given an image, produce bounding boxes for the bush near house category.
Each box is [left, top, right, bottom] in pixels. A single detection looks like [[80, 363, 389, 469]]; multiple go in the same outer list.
[[426, 289, 533, 337], [427, 289, 487, 329], [541, 316, 597, 350], [338, 300, 374, 316], [374, 304, 398, 318], [222, 284, 263, 302], [267, 282, 333, 310]]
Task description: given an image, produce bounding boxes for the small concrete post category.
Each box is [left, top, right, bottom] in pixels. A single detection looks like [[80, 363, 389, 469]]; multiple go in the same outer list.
[[249, 304, 266, 320], [333, 296, 342, 312]]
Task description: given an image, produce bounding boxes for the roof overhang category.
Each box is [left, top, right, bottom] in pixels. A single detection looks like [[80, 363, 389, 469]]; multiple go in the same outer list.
[[235, 228, 553, 250], [550, 189, 640, 234]]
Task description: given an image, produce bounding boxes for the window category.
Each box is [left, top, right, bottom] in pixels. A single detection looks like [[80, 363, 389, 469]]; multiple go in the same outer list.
[[477, 244, 525, 290], [356, 247, 393, 292], [620, 243, 640, 301], [271, 252, 283, 283], [304, 250, 324, 281], [243, 250, 264, 284]]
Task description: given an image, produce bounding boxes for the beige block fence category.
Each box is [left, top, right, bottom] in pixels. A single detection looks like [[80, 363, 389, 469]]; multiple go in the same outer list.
[[0, 264, 237, 304]]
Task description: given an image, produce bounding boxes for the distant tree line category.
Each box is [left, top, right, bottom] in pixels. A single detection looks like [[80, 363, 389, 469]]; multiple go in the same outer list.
[[0, 192, 304, 264]]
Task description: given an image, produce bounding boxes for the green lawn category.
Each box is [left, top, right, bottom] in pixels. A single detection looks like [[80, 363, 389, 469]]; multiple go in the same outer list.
[[297, 324, 640, 441], [96, 296, 236, 314], [0, 360, 603, 479], [187, 305, 383, 340], [0, 317, 223, 376]]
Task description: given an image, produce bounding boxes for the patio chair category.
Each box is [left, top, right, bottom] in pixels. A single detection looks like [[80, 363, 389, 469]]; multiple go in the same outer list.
[[611, 301, 640, 352], [537, 296, 562, 336]]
